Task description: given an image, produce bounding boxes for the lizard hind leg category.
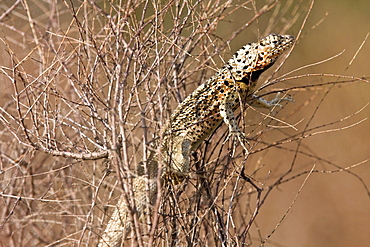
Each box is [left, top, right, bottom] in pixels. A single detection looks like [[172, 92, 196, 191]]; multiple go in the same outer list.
[[164, 137, 192, 184]]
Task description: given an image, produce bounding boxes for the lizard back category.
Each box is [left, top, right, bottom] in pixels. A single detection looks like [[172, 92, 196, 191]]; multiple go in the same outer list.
[[99, 33, 295, 247], [169, 33, 294, 150]]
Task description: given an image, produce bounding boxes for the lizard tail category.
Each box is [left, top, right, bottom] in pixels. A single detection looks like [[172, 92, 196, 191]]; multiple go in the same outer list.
[[98, 176, 158, 247]]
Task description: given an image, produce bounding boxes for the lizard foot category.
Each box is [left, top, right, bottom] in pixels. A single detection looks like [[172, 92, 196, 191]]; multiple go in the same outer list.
[[252, 92, 294, 108], [223, 130, 250, 156]]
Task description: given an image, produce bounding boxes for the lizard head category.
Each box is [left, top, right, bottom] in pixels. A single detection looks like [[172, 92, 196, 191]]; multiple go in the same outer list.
[[227, 33, 295, 81]]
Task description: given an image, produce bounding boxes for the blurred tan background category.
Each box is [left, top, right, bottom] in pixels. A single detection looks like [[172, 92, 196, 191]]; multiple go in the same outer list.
[[242, 1, 370, 246], [0, 0, 369, 246]]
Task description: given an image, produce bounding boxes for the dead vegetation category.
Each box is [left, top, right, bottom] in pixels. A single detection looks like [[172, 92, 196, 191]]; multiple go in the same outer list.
[[0, 0, 369, 246]]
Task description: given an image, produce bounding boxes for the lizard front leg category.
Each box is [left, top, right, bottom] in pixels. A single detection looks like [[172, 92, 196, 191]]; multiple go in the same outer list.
[[251, 92, 293, 108], [219, 99, 250, 154]]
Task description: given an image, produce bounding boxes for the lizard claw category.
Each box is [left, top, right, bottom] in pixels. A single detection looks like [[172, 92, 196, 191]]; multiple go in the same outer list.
[[252, 92, 294, 108], [268, 92, 294, 106], [223, 131, 250, 155]]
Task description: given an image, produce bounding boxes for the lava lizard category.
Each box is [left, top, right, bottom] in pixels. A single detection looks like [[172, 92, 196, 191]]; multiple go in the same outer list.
[[98, 33, 295, 246]]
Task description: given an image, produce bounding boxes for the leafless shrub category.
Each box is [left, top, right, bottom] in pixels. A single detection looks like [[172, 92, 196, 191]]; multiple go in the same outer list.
[[0, 0, 369, 246]]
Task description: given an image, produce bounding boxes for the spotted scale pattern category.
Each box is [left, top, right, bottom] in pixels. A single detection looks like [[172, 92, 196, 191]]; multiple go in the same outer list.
[[163, 33, 295, 176], [98, 33, 295, 247]]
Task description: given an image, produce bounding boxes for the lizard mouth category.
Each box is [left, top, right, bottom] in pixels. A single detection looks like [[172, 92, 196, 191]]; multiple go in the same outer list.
[[255, 33, 295, 69]]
